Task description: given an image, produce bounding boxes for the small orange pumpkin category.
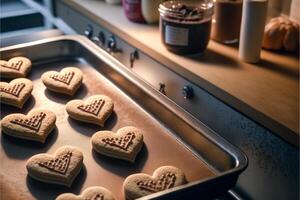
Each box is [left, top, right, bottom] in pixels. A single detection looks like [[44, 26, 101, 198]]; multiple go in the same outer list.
[[263, 16, 299, 52]]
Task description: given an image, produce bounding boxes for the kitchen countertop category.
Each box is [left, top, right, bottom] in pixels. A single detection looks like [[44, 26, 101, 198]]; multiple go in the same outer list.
[[62, 0, 299, 147]]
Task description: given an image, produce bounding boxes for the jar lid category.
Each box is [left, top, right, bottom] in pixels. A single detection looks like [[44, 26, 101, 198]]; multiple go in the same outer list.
[[159, 0, 214, 22]]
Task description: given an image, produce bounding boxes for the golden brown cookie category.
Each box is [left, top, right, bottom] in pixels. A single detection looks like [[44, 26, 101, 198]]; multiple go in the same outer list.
[[66, 95, 114, 127], [56, 186, 115, 200], [1, 108, 56, 143], [123, 166, 187, 200], [91, 126, 144, 162], [41, 67, 83, 96], [0, 56, 32, 78], [0, 78, 33, 108], [26, 146, 84, 187]]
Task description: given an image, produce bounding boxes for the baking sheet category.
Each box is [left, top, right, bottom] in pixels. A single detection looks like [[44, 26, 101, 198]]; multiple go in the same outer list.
[[0, 58, 215, 200]]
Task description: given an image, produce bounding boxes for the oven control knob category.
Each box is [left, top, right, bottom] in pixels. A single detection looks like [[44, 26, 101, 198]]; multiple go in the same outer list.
[[98, 31, 106, 46], [182, 85, 194, 99], [107, 36, 117, 53], [92, 31, 106, 46], [84, 24, 93, 39], [159, 83, 166, 95]]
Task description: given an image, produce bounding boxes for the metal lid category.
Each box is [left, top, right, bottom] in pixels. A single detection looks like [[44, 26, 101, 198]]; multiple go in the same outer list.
[[159, 0, 214, 22]]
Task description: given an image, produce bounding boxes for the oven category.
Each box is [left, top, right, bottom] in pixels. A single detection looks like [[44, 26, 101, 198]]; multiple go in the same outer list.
[[0, 1, 299, 200]]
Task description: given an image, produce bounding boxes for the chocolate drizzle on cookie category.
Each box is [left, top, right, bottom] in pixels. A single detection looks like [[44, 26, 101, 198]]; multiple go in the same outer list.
[[136, 172, 176, 192], [85, 193, 104, 200], [77, 99, 105, 116], [1, 60, 23, 71], [50, 71, 75, 85], [10, 112, 46, 132], [38, 152, 72, 175], [102, 132, 135, 151], [0, 83, 25, 97]]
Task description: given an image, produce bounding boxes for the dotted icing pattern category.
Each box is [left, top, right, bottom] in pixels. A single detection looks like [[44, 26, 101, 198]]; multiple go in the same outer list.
[[0, 83, 25, 97], [102, 132, 135, 151], [0, 60, 23, 71], [38, 152, 72, 175], [77, 99, 105, 116], [85, 193, 104, 200], [10, 112, 46, 132], [136, 172, 176, 192], [50, 71, 75, 85]]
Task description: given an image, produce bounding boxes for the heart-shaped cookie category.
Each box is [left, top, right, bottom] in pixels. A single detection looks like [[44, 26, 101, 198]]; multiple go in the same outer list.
[[1, 108, 56, 143], [91, 126, 143, 162], [26, 146, 84, 187], [66, 95, 114, 127], [0, 78, 33, 108], [41, 67, 83, 96], [123, 166, 186, 200], [0, 56, 32, 78], [56, 186, 116, 200]]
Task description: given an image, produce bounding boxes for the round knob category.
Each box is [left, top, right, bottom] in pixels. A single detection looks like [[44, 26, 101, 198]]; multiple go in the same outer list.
[[159, 83, 166, 95], [182, 85, 194, 99], [84, 25, 93, 39], [107, 36, 117, 52], [98, 32, 106, 46], [130, 49, 139, 68], [92, 31, 106, 46]]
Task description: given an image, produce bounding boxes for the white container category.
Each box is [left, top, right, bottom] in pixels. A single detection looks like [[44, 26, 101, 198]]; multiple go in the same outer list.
[[290, 0, 300, 22], [238, 0, 268, 63], [141, 0, 165, 24], [105, 0, 121, 4]]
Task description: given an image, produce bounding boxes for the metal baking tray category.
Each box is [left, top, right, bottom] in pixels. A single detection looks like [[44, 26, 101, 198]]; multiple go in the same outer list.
[[0, 35, 247, 200]]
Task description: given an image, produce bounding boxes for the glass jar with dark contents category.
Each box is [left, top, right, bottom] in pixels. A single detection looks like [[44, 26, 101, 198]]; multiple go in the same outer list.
[[159, 0, 214, 55]]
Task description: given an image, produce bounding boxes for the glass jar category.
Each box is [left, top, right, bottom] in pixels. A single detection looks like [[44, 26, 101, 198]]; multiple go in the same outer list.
[[122, 0, 146, 23], [159, 0, 214, 55], [211, 0, 243, 44], [141, 0, 166, 24]]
